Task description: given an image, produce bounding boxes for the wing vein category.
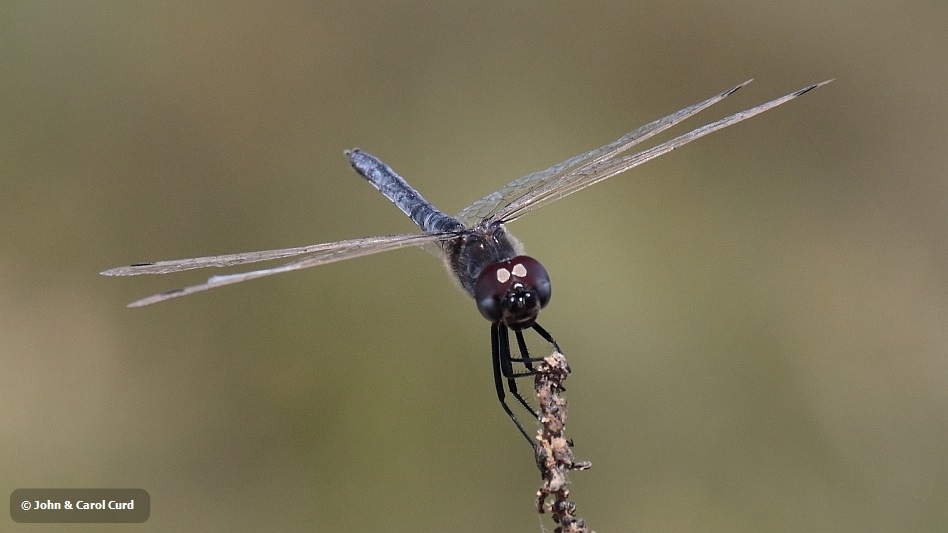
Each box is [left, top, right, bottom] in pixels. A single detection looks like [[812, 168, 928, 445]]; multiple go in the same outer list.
[[114, 232, 449, 307]]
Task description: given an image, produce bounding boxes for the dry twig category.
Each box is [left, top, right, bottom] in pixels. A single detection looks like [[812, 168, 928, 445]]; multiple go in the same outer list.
[[534, 350, 593, 533]]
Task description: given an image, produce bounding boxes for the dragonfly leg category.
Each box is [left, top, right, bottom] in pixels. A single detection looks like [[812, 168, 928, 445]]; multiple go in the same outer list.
[[531, 322, 562, 353], [510, 329, 536, 371], [498, 326, 539, 420], [491, 323, 534, 447], [490, 323, 564, 447]]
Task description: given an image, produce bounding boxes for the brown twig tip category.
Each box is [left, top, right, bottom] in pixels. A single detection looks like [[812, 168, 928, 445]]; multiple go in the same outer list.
[[534, 350, 594, 533]]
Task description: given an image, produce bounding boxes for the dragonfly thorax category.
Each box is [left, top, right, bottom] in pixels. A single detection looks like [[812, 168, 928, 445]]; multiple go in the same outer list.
[[442, 223, 523, 296], [474, 256, 551, 329]]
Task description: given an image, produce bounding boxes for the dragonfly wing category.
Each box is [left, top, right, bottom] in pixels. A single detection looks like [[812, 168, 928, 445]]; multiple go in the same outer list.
[[101, 233, 448, 276], [456, 80, 755, 226], [494, 80, 831, 224], [103, 243, 361, 276], [119, 232, 450, 307]]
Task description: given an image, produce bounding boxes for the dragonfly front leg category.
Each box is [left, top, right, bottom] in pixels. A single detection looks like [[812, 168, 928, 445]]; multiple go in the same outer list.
[[491, 323, 535, 447]]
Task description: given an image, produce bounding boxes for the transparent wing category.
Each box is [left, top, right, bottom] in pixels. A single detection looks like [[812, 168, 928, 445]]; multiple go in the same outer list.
[[495, 80, 831, 224], [459, 80, 830, 226], [101, 238, 416, 276], [456, 80, 755, 226], [103, 232, 450, 307]]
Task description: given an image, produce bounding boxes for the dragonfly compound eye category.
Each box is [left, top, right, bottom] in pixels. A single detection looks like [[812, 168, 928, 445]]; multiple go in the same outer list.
[[475, 256, 551, 327]]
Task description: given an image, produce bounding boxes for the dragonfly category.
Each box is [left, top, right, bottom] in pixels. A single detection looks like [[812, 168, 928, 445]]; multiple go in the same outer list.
[[102, 79, 830, 447]]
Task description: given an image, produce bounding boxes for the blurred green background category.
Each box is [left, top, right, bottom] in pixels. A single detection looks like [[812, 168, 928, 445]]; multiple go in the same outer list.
[[2, 1, 945, 531]]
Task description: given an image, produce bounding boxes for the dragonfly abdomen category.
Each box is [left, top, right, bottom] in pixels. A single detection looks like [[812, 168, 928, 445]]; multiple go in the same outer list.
[[347, 149, 463, 234]]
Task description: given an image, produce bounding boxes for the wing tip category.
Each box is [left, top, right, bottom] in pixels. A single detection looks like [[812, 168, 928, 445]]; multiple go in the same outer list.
[[126, 287, 186, 308], [723, 79, 754, 98], [795, 79, 834, 97], [101, 262, 157, 276], [725, 77, 832, 100]]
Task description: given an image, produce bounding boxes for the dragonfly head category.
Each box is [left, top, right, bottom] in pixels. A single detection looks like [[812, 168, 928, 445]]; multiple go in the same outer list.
[[475, 256, 551, 329]]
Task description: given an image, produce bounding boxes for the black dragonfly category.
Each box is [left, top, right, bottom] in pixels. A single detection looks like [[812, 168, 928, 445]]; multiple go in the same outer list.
[[102, 80, 829, 446]]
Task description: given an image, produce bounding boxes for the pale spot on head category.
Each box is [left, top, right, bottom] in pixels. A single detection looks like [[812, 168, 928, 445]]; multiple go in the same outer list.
[[511, 263, 527, 277], [496, 268, 511, 283]]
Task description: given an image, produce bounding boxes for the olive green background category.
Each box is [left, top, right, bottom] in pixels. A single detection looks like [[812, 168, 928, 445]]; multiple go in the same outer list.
[[2, 2, 945, 531]]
